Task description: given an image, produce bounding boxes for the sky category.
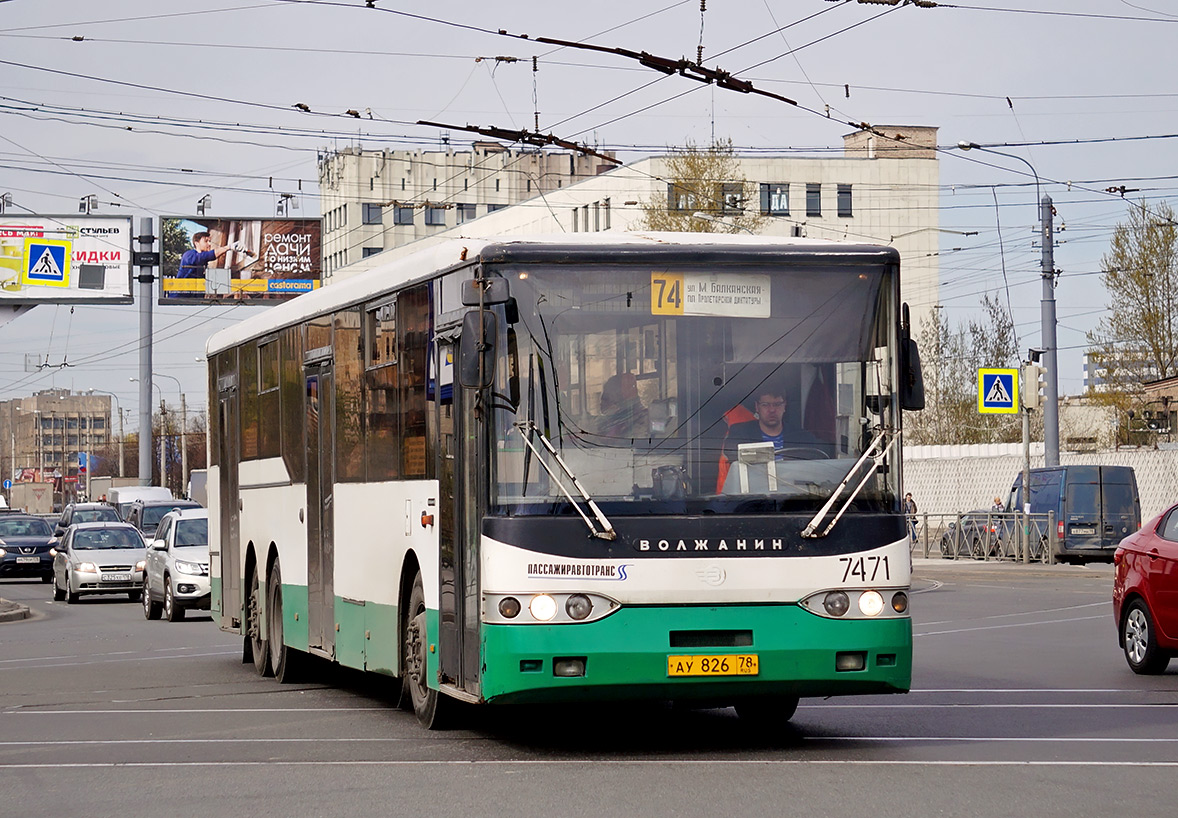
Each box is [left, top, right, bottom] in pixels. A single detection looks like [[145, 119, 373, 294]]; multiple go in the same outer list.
[[1, 0, 1176, 433]]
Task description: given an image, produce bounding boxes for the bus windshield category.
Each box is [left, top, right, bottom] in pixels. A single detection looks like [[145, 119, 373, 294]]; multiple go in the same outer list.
[[489, 262, 900, 516]]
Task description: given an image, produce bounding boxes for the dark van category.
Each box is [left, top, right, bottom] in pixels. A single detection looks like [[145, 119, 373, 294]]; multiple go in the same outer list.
[[1008, 465, 1140, 563]]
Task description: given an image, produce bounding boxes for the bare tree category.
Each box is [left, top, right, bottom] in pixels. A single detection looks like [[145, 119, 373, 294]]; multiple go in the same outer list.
[[638, 139, 767, 234]]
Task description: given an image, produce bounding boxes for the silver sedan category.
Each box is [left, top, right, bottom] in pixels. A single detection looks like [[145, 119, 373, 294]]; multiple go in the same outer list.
[[52, 522, 147, 604]]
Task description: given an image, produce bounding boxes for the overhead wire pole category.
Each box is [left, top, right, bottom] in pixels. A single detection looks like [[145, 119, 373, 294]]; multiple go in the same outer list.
[[1040, 195, 1059, 466], [957, 141, 1060, 466], [135, 218, 156, 487]]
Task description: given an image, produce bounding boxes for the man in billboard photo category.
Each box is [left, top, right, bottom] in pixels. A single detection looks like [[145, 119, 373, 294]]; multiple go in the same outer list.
[[178, 231, 237, 280]]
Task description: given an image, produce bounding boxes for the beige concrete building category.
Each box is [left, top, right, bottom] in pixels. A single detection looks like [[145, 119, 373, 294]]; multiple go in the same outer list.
[[0, 389, 113, 497], [319, 126, 941, 334]]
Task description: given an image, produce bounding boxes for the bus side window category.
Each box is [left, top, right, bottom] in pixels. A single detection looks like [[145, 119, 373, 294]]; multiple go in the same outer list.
[[365, 300, 401, 481]]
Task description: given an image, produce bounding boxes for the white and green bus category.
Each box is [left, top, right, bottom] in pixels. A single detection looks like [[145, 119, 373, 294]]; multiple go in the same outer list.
[[207, 233, 924, 728]]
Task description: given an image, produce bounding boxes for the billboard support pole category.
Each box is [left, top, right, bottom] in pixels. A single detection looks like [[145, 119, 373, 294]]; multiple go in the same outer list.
[[137, 218, 154, 487]]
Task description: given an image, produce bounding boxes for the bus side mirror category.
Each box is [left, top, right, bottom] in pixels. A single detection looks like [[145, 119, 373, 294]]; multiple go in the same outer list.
[[458, 310, 498, 389], [900, 336, 925, 411], [461, 278, 510, 306]]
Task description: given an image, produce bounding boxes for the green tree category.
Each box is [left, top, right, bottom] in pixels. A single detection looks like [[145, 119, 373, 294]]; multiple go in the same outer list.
[[1086, 200, 1178, 419], [637, 139, 767, 234], [905, 295, 1024, 445]]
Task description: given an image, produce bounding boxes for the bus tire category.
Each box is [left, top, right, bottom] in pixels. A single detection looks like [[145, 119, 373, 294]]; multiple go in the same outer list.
[[403, 572, 449, 729], [735, 696, 800, 725], [246, 562, 272, 677], [268, 560, 305, 684]]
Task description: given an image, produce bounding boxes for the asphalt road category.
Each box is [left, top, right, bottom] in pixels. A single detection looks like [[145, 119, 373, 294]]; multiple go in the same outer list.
[[1, 561, 1175, 818]]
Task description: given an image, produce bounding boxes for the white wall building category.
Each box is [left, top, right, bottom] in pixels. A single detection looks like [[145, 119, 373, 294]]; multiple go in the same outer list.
[[318, 143, 614, 276], [320, 125, 941, 332]]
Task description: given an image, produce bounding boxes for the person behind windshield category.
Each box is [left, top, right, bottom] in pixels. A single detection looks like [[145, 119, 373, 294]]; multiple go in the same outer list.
[[597, 373, 649, 439], [724, 384, 828, 459]]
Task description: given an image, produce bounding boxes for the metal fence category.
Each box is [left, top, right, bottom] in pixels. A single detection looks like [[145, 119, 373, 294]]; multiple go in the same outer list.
[[910, 511, 1057, 563]]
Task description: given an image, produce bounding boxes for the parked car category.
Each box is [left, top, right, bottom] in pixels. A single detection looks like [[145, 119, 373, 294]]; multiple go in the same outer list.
[[51, 522, 146, 604], [1008, 465, 1140, 563], [1113, 501, 1178, 674], [0, 514, 57, 582], [55, 502, 122, 536], [124, 499, 202, 539], [143, 508, 210, 622], [940, 510, 1005, 558]]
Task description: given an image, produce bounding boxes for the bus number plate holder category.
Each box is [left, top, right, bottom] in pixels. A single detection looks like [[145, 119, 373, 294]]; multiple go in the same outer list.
[[667, 654, 759, 677]]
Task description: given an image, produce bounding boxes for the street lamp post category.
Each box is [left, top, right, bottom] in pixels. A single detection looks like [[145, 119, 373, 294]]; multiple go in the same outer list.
[[957, 141, 1060, 467], [130, 378, 165, 490], [86, 389, 125, 478], [154, 372, 188, 493], [30, 409, 42, 482]]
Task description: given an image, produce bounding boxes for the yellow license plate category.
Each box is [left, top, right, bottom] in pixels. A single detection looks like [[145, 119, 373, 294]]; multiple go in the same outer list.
[[667, 654, 759, 677]]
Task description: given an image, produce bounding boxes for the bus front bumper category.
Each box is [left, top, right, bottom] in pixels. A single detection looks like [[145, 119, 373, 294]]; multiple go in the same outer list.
[[479, 603, 911, 705]]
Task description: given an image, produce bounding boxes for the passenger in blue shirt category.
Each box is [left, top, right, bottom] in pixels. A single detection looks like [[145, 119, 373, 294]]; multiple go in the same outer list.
[[178, 231, 232, 280]]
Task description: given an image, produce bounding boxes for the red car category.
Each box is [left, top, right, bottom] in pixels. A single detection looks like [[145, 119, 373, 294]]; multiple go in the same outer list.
[[1113, 502, 1178, 674]]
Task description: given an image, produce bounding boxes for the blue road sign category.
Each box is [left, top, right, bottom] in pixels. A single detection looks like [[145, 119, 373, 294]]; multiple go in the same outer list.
[[978, 368, 1019, 414]]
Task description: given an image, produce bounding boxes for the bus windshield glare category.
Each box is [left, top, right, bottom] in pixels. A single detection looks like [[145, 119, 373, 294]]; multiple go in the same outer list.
[[490, 262, 899, 516]]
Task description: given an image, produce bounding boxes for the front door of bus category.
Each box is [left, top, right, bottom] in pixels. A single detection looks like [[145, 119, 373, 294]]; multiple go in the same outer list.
[[437, 339, 481, 696], [305, 362, 335, 657]]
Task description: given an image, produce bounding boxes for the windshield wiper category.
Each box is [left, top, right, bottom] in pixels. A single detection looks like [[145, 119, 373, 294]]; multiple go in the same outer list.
[[801, 427, 898, 539], [513, 420, 617, 541]]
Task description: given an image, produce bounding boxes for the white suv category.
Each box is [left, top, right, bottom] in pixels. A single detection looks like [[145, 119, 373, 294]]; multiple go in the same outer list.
[[142, 507, 209, 622]]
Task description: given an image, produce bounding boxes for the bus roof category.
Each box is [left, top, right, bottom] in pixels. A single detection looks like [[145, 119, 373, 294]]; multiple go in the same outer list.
[[205, 233, 898, 357]]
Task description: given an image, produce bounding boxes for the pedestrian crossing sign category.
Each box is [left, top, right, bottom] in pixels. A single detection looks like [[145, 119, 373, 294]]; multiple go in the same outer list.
[[21, 238, 71, 288], [978, 368, 1019, 414]]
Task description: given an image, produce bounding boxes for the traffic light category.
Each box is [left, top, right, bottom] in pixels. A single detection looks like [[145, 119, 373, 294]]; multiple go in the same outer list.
[[1022, 363, 1045, 411]]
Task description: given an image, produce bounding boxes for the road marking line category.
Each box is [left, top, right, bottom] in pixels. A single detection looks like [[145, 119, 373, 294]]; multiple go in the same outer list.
[[916, 614, 1107, 636], [918, 600, 1109, 627], [7, 702, 1176, 717], [1, 735, 1177, 746], [4, 707, 391, 714], [0, 646, 236, 665], [2, 760, 1178, 769], [0, 650, 239, 671]]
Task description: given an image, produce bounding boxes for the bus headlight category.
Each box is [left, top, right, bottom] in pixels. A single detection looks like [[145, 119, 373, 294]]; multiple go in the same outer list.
[[565, 594, 592, 620], [858, 590, 885, 617], [800, 588, 910, 619], [529, 594, 557, 621], [823, 591, 850, 617], [484, 592, 619, 624]]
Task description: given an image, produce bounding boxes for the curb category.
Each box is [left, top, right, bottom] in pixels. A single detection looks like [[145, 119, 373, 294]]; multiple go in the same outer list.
[[0, 598, 31, 623]]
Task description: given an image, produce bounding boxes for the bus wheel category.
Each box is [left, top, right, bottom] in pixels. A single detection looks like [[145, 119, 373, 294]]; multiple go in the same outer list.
[[246, 563, 272, 677], [735, 696, 800, 724], [268, 560, 305, 683], [403, 572, 449, 729]]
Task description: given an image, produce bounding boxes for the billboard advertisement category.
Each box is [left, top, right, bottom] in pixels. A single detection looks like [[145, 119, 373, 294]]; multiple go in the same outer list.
[[0, 216, 133, 304], [160, 217, 322, 304]]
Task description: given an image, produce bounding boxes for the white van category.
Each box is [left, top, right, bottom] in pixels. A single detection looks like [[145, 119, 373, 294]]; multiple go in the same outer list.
[[107, 486, 173, 521]]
